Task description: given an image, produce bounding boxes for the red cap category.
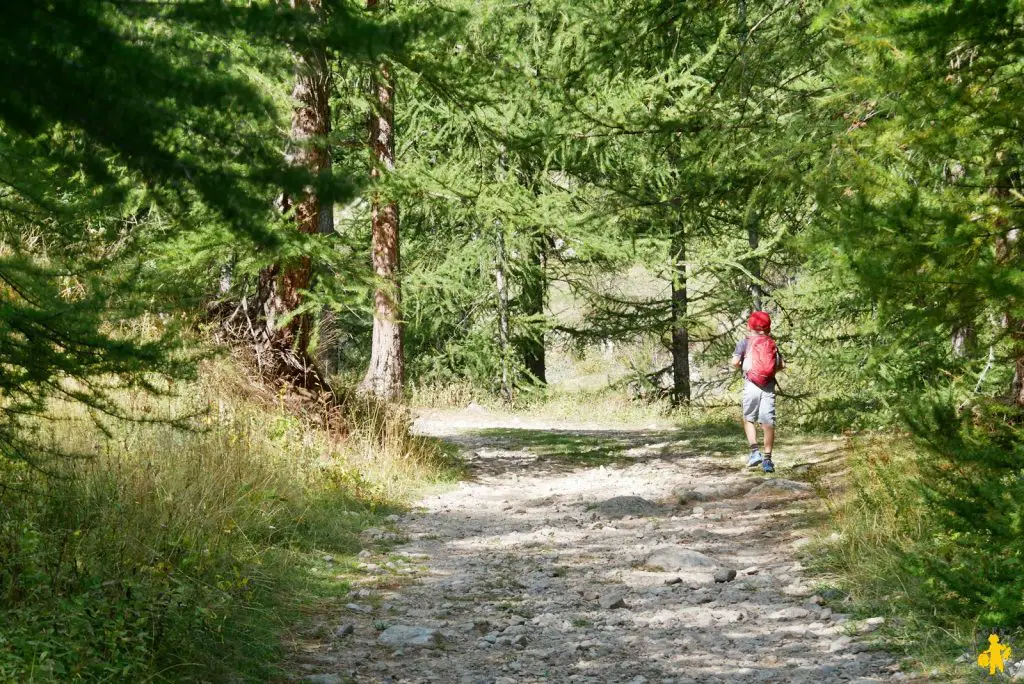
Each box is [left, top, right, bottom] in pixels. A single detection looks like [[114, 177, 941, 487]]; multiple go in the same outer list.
[[748, 311, 771, 333]]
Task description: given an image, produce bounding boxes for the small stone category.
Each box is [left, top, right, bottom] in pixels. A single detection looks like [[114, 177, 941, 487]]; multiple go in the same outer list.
[[713, 569, 737, 583], [857, 616, 885, 633], [665, 577, 683, 586], [334, 623, 355, 638], [769, 607, 811, 620], [323, 555, 335, 564], [377, 625, 444, 648], [740, 566, 760, 575], [828, 635, 854, 652], [782, 583, 814, 598], [385, 514, 401, 523], [358, 549, 372, 559], [345, 603, 372, 613], [599, 592, 628, 609]]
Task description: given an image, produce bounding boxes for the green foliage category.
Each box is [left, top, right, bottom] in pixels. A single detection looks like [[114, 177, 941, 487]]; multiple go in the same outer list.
[[803, 0, 1024, 646], [906, 400, 1024, 627]]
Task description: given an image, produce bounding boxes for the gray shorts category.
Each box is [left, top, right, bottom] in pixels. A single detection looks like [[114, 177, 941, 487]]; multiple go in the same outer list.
[[742, 380, 776, 426]]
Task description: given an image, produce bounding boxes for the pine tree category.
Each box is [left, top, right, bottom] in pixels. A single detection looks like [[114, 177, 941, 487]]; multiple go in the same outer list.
[[810, 0, 1024, 626], [538, 0, 826, 403]]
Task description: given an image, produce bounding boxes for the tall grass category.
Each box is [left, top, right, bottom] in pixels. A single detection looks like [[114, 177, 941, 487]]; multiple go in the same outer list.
[[807, 436, 993, 675], [0, 362, 454, 682]]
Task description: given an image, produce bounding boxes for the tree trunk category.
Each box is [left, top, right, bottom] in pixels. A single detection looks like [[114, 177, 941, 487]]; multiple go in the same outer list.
[[951, 325, 975, 359], [360, 0, 404, 400], [254, 0, 331, 387], [670, 226, 691, 405], [518, 232, 547, 385], [996, 228, 1023, 406], [495, 225, 512, 402], [1012, 349, 1024, 407]]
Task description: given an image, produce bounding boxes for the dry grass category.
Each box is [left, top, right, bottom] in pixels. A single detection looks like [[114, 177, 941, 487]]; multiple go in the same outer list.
[[0, 359, 456, 682]]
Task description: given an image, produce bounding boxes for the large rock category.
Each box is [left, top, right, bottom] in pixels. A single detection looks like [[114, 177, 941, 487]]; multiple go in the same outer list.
[[303, 676, 343, 684], [713, 569, 737, 583], [592, 496, 661, 518], [645, 547, 718, 572], [750, 479, 814, 496], [377, 624, 444, 648], [599, 591, 628, 609], [676, 483, 754, 504]]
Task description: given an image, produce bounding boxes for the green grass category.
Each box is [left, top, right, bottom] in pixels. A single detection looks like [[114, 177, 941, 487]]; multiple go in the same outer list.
[[0, 362, 457, 682]]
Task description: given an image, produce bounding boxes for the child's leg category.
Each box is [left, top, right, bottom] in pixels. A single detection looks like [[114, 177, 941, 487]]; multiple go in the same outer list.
[[760, 390, 777, 455], [743, 419, 758, 447], [741, 382, 761, 449]]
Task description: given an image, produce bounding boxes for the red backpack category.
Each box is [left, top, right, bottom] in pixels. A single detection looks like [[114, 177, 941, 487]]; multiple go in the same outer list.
[[746, 335, 778, 387]]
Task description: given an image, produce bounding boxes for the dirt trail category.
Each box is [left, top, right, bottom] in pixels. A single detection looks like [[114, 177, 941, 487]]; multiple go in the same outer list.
[[289, 410, 899, 684]]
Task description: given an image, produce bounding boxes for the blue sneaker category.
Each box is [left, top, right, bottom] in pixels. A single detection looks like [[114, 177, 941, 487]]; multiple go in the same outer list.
[[746, 449, 763, 468], [762, 456, 775, 473]]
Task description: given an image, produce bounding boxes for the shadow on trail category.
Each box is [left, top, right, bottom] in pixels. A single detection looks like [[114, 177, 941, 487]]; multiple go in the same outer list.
[[444, 420, 743, 479]]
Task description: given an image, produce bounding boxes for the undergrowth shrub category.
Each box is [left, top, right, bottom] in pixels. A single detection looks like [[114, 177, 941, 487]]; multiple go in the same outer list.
[[0, 365, 452, 682], [813, 401, 1024, 666], [906, 400, 1024, 629]]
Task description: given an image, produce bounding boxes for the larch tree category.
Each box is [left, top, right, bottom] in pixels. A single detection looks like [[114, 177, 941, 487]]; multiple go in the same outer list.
[[360, 0, 405, 400], [255, 0, 335, 388]]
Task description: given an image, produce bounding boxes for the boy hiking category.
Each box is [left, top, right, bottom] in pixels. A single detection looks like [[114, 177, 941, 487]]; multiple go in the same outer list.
[[730, 311, 784, 473]]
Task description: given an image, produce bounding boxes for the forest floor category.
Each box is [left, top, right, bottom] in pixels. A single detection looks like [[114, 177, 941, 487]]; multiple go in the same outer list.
[[285, 407, 909, 684]]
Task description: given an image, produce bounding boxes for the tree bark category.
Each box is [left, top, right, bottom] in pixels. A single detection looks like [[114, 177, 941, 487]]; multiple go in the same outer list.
[[518, 232, 547, 385], [360, 0, 404, 400], [254, 0, 331, 387], [996, 228, 1023, 406], [951, 325, 975, 359], [1012, 349, 1024, 407], [495, 225, 512, 402], [670, 226, 691, 405]]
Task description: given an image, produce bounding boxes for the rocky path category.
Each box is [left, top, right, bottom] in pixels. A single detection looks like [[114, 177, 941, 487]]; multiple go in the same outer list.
[[290, 411, 900, 684]]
